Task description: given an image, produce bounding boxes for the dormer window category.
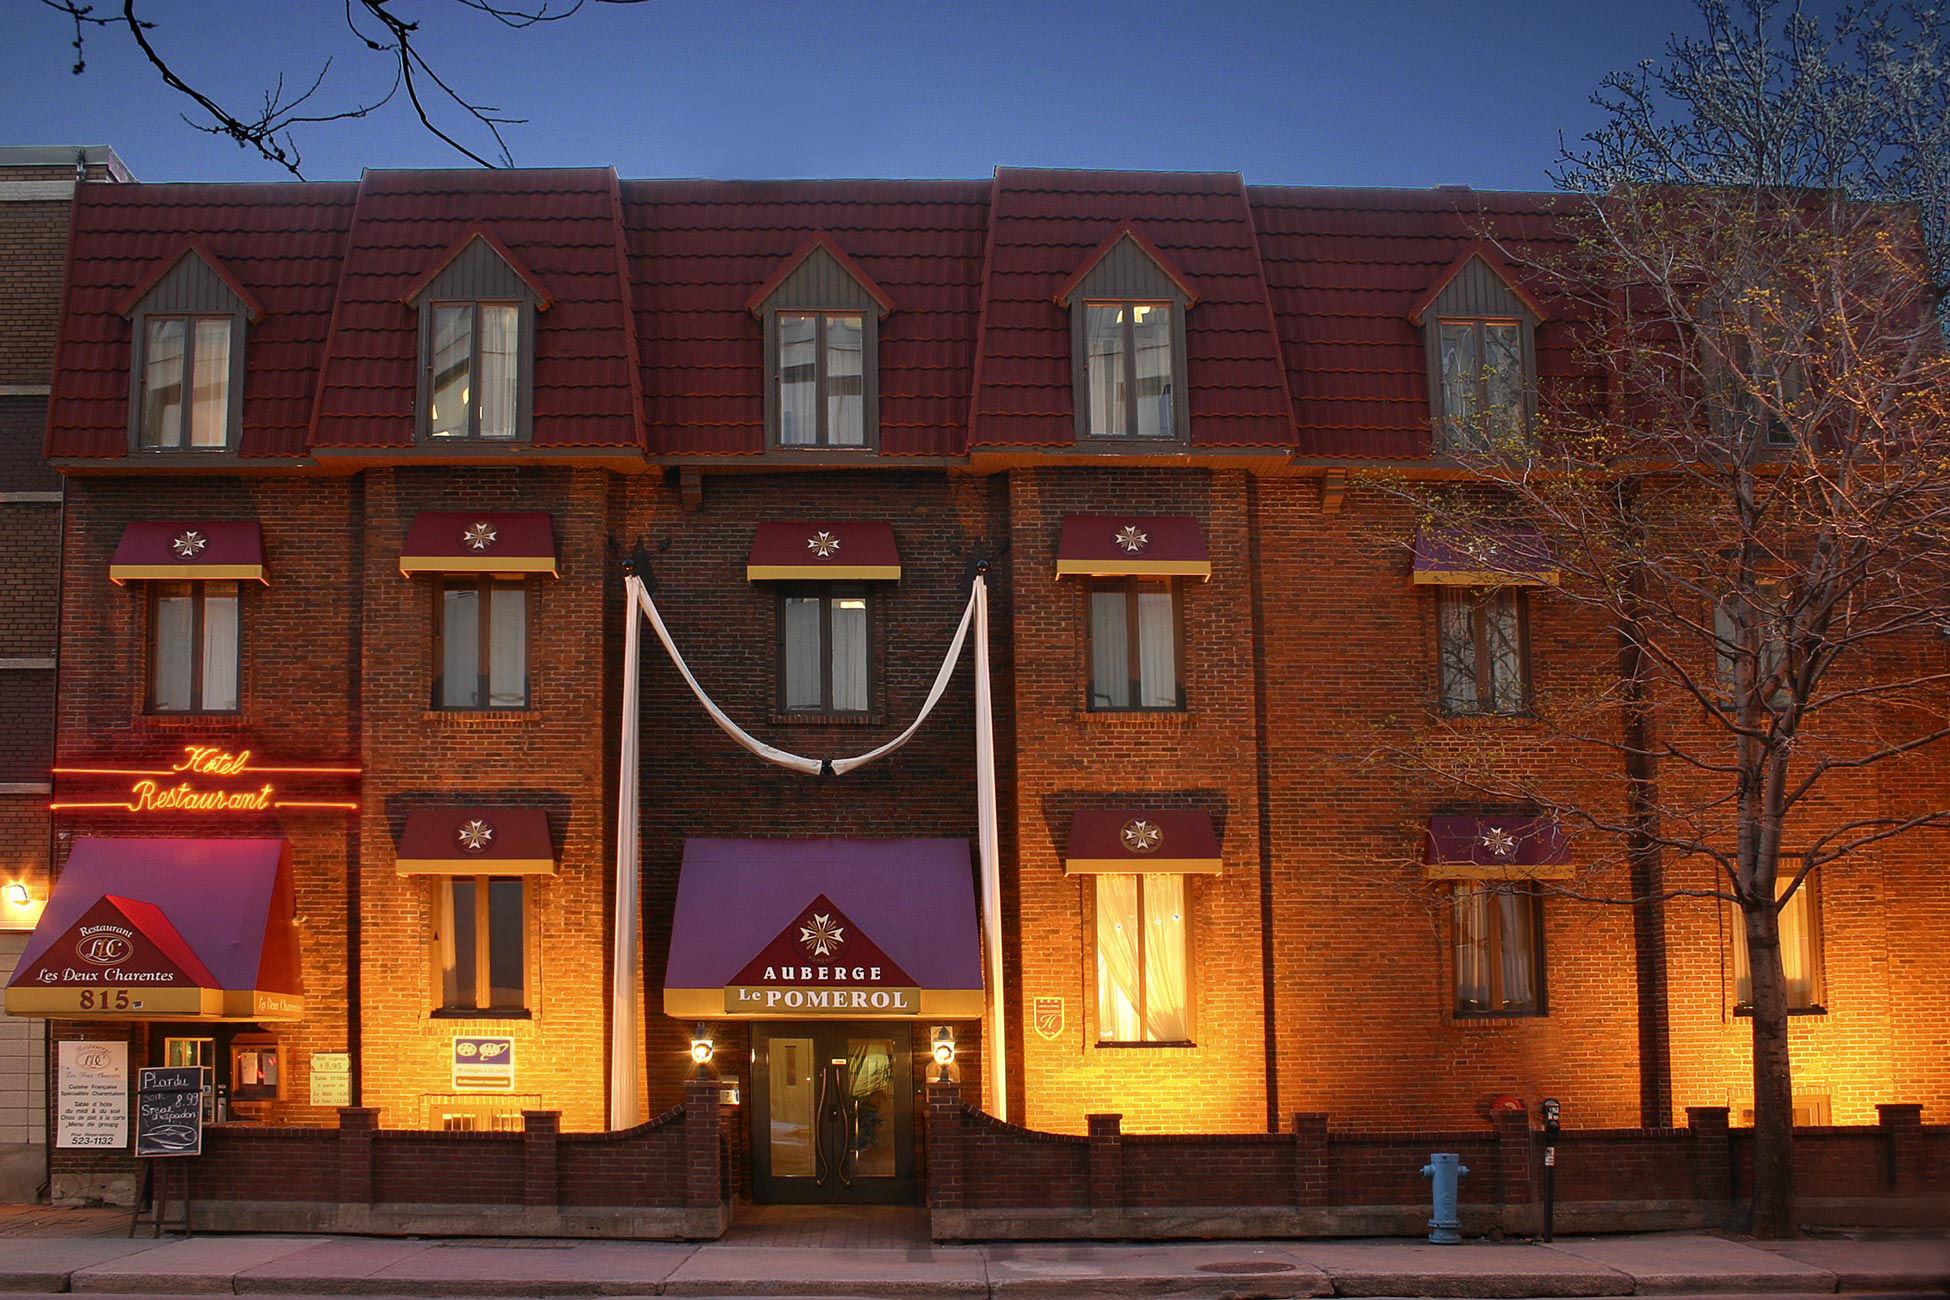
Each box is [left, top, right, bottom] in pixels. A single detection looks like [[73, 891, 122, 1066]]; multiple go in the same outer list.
[[1408, 244, 1546, 456], [117, 243, 262, 454], [748, 234, 892, 452], [1054, 225, 1195, 445], [402, 230, 550, 444]]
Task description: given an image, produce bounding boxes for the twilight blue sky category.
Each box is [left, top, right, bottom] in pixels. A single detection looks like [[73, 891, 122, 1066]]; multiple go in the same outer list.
[[0, 0, 1829, 188]]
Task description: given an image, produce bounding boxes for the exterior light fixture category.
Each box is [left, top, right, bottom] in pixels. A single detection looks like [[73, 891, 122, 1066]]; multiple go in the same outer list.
[[2, 884, 28, 906], [930, 1027, 957, 1082], [689, 1023, 715, 1080], [690, 1038, 714, 1065]]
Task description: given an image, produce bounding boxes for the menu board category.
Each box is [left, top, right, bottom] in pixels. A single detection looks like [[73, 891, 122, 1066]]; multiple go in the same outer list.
[[55, 1041, 128, 1149], [135, 1066, 205, 1158], [309, 1052, 350, 1107]]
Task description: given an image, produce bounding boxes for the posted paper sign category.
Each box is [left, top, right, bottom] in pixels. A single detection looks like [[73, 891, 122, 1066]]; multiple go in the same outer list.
[[56, 1040, 128, 1149], [452, 1037, 514, 1092], [309, 1052, 350, 1107]]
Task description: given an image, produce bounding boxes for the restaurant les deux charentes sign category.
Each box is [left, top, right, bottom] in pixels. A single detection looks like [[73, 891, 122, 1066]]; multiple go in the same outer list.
[[51, 746, 359, 816], [724, 894, 922, 1015]]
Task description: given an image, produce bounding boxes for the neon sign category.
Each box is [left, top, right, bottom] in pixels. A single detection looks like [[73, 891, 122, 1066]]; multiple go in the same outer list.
[[50, 746, 359, 814]]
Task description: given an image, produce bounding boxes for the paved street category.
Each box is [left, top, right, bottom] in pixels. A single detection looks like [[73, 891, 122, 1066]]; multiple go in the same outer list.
[[0, 1207, 1941, 1299]]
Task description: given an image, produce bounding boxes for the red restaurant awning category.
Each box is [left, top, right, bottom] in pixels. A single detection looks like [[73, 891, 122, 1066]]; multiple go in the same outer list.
[[664, 838, 983, 1020], [1055, 516, 1211, 580], [746, 521, 901, 581], [399, 512, 558, 577], [1424, 815, 1572, 880], [395, 806, 555, 875], [1411, 523, 1559, 587], [4, 838, 303, 1021], [1065, 809, 1223, 874], [109, 521, 266, 585]]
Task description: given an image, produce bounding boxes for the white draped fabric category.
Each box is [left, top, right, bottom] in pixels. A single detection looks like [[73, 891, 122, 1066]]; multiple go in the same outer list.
[[610, 571, 1008, 1123]]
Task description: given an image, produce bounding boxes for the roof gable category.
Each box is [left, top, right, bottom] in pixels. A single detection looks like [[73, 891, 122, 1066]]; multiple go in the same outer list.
[[1406, 240, 1549, 326], [399, 227, 554, 310], [1052, 223, 1200, 308], [115, 241, 267, 324], [744, 233, 894, 318]]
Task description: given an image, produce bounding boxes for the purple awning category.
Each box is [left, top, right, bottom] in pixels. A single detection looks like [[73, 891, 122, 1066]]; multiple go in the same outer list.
[[663, 838, 983, 1019], [1424, 815, 1572, 879], [1411, 523, 1558, 586]]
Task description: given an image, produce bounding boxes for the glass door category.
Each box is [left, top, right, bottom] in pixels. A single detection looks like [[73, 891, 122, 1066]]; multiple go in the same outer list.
[[750, 1022, 914, 1203]]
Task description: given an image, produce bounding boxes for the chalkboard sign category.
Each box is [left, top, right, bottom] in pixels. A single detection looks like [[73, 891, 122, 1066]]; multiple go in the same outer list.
[[136, 1066, 205, 1158]]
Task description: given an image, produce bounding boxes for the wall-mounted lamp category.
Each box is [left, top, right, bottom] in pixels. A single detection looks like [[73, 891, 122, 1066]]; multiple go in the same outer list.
[[689, 1024, 715, 1079], [930, 1026, 957, 1083], [2, 883, 29, 906]]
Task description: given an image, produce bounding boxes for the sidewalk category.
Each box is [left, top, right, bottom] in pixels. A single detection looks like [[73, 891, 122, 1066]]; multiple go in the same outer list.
[[0, 1212, 1942, 1300]]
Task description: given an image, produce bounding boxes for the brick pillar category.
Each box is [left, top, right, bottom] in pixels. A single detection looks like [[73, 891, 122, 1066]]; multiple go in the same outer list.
[[1687, 1106, 1732, 1206], [927, 1081, 965, 1210], [1292, 1113, 1328, 1208], [1492, 1107, 1536, 1234], [521, 1110, 560, 1208], [1087, 1113, 1123, 1212], [335, 1107, 377, 1206], [1876, 1103, 1924, 1191], [684, 1078, 723, 1208]]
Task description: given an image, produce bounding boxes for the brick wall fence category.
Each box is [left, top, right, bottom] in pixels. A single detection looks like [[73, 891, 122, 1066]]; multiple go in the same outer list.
[[180, 1079, 727, 1239], [925, 1083, 1949, 1240]]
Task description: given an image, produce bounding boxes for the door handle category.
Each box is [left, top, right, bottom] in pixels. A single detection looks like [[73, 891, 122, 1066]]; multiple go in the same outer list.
[[811, 1066, 833, 1187]]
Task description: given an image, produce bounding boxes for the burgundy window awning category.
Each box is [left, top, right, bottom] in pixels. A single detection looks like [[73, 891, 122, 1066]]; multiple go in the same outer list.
[[109, 521, 266, 585], [1424, 815, 1572, 880], [1064, 809, 1223, 874], [664, 837, 983, 1020], [746, 521, 901, 581], [1055, 515, 1210, 580], [1411, 523, 1559, 587], [395, 806, 555, 876], [399, 511, 558, 577], [5, 837, 303, 1021]]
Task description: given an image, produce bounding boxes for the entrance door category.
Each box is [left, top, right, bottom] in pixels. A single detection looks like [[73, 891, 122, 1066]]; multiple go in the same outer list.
[[750, 1022, 914, 1203]]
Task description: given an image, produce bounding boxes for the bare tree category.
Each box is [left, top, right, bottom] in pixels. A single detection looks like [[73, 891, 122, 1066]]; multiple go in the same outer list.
[[1375, 1, 1950, 1238], [37, 0, 649, 177]]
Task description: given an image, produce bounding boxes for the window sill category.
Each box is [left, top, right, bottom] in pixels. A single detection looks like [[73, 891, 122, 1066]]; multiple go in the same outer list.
[[430, 1008, 532, 1021], [1075, 437, 1190, 451], [1094, 1040, 1198, 1051], [1437, 708, 1537, 723], [1733, 1005, 1827, 1018], [136, 711, 249, 730], [422, 709, 536, 726], [769, 711, 884, 727], [1075, 708, 1193, 729], [1448, 1011, 1547, 1027]]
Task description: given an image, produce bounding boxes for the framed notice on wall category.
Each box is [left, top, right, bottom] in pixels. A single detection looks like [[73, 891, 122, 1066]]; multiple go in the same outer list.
[[452, 1037, 514, 1092], [56, 1040, 128, 1149]]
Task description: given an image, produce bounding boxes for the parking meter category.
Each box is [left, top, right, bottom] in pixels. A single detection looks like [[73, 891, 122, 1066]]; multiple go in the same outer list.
[[1542, 1096, 1561, 1136], [1540, 1097, 1561, 1241]]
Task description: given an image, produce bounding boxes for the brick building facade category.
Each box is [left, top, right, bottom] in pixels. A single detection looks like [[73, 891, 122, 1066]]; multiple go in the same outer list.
[[6, 166, 1945, 1208]]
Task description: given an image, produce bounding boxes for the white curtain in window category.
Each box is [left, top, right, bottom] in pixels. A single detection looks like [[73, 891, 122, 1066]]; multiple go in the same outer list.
[[1437, 590, 1477, 710], [1484, 323, 1523, 440], [1136, 584, 1176, 708], [1085, 305, 1124, 437], [1095, 873, 1142, 1041], [1495, 887, 1533, 1008], [1142, 873, 1189, 1040], [429, 306, 472, 438], [199, 583, 239, 711], [1089, 588, 1129, 708], [830, 596, 868, 712], [782, 595, 822, 708], [190, 320, 230, 447], [1438, 322, 1475, 445], [1131, 305, 1173, 438], [826, 315, 865, 445], [1454, 885, 1491, 1010], [1484, 592, 1524, 713], [152, 585, 194, 711], [442, 879, 473, 1008], [144, 318, 185, 448], [442, 587, 480, 708], [779, 315, 817, 445], [488, 583, 526, 708], [478, 305, 519, 439], [1732, 880, 1817, 1006]]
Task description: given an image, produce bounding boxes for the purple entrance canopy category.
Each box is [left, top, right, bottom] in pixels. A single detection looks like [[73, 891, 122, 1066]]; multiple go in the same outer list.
[[663, 837, 983, 1019]]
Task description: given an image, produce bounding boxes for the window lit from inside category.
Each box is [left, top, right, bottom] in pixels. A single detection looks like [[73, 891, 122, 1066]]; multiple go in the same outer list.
[[1095, 873, 1189, 1043], [428, 302, 519, 440], [1454, 882, 1543, 1016], [439, 877, 525, 1012], [1437, 587, 1527, 715], [1438, 318, 1523, 451], [1089, 577, 1181, 710], [151, 580, 239, 713], [141, 317, 231, 449], [1715, 593, 1788, 709], [1085, 302, 1174, 438], [436, 578, 527, 709], [779, 311, 865, 446], [1732, 877, 1823, 1011], [779, 586, 870, 714]]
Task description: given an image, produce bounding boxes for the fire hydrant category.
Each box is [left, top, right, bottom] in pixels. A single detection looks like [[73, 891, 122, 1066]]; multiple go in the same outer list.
[[1420, 1152, 1468, 1244]]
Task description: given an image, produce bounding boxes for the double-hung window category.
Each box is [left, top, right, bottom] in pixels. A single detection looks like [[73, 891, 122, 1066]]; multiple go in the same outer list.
[[140, 317, 234, 450], [1437, 588, 1529, 715], [427, 302, 521, 441], [1715, 590, 1788, 710], [1732, 876, 1824, 1012], [1453, 881, 1545, 1016], [150, 580, 240, 713], [778, 312, 866, 447], [437, 876, 526, 1013], [1084, 302, 1176, 440], [1437, 318, 1525, 451], [1088, 577, 1182, 710], [1095, 873, 1190, 1043], [434, 578, 528, 710], [778, 585, 871, 715]]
